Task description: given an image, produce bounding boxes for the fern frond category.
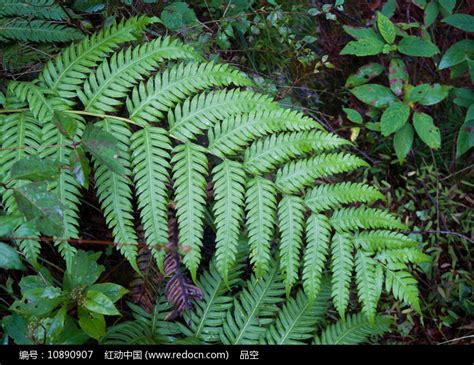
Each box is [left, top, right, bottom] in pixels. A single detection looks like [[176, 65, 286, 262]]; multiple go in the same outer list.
[[40, 16, 155, 101], [331, 232, 353, 318], [276, 153, 368, 194], [78, 37, 201, 113], [0, 19, 82, 43], [220, 266, 285, 344], [278, 195, 306, 294], [127, 62, 252, 125], [330, 207, 407, 232], [245, 177, 277, 277], [384, 266, 421, 313], [169, 90, 277, 142], [40, 114, 85, 267], [212, 160, 246, 283], [8, 81, 63, 122], [355, 251, 383, 322], [130, 127, 171, 271], [354, 230, 420, 251], [171, 143, 208, 280], [93, 119, 138, 271], [244, 131, 348, 175], [376, 248, 430, 265], [182, 252, 245, 343], [305, 182, 385, 213], [101, 298, 182, 344], [263, 283, 331, 344], [0, 0, 67, 20], [303, 214, 331, 301], [0, 112, 42, 263], [314, 313, 392, 345], [208, 108, 319, 158]]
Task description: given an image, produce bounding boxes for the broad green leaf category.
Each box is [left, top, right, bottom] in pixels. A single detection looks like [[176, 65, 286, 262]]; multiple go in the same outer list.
[[160, 2, 197, 31], [55, 317, 89, 345], [69, 146, 90, 189], [345, 63, 384, 88], [52, 111, 78, 139], [456, 105, 474, 158], [418, 84, 450, 105], [20, 286, 64, 317], [81, 124, 124, 175], [340, 39, 385, 56], [388, 58, 409, 96], [452, 88, 474, 107], [63, 250, 104, 290], [78, 307, 105, 340], [343, 108, 363, 124], [46, 305, 67, 342], [413, 112, 441, 149], [424, 2, 439, 27], [10, 156, 61, 181], [380, 102, 411, 136], [398, 36, 439, 57], [343, 26, 382, 41], [438, 40, 474, 70], [88, 283, 128, 303], [439, 0, 456, 14], [1, 315, 32, 344], [394, 123, 414, 164], [377, 11, 396, 44], [0, 215, 22, 237], [351, 84, 397, 108], [406, 84, 430, 103], [466, 58, 474, 84], [0, 242, 25, 270], [381, 0, 397, 18], [14, 182, 66, 237], [82, 290, 120, 315], [442, 14, 474, 32]]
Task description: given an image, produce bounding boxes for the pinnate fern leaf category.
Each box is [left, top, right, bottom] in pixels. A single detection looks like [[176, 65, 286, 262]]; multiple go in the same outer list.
[[331, 232, 353, 318], [0, 19, 83, 43]]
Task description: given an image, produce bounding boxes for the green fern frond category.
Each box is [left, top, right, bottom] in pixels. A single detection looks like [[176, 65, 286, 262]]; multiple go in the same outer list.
[[303, 214, 331, 301], [355, 251, 383, 322], [130, 127, 171, 271], [276, 153, 368, 194], [331, 232, 353, 318], [0, 0, 67, 20], [171, 143, 208, 280], [220, 266, 285, 344], [93, 119, 138, 271], [376, 248, 431, 265], [169, 90, 277, 142], [263, 283, 331, 344], [314, 313, 392, 345], [40, 16, 155, 101], [278, 195, 306, 294], [208, 108, 319, 158], [78, 37, 201, 113], [330, 207, 407, 232], [0, 111, 42, 264], [245, 177, 277, 277], [0, 19, 82, 43], [305, 182, 385, 213], [384, 265, 421, 313], [8, 81, 63, 122], [102, 298, 182, 344], [212, 160, 246, 283], [354, 230, 420, 251], [244, 130, 348, 175], [40, 114, 85, 267], [182, 252, 245, 343], [127, 62, 252, 126]]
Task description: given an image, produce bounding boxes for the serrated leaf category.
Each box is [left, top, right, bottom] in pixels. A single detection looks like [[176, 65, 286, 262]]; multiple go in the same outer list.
[[398, 36, 439, 57], [351, 84, 397, 108], [388, 58, 409, 96], [393, 123, 414, 164], [345, 63, 384, 88], [82, 124, 124, 175], [380, 102, 410, 136], [377, 12, 396, 44], [340, 39, 385, 56], [413, 112, 441, 149], [10, 156, 61, 181], [14, 182, 65, 237], [442, 14, 474, 32]]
